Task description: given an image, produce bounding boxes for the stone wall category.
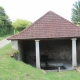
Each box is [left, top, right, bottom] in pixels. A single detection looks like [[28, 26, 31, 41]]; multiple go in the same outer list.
[[77, 40, 80, 62], [22, 40, 36, 64], [40, 40, 72, 61]]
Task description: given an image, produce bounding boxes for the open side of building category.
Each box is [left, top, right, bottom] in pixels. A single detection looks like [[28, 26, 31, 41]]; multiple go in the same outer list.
[[8, 11, 80, 71]]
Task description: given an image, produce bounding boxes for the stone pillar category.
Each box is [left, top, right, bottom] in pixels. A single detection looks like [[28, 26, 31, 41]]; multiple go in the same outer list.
[[71, 38, 77, 67], [11, 40, 22, 61], [35, 40, 40, 68]]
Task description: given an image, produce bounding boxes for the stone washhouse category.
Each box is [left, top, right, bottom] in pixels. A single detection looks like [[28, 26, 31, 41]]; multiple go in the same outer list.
[[8, 11, 80, 71]]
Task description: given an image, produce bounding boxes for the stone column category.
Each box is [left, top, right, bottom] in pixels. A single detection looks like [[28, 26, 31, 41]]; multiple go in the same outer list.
[[11, 40, 22, 61], [71, 38, 77, 67], [35, 40, 40, 68]]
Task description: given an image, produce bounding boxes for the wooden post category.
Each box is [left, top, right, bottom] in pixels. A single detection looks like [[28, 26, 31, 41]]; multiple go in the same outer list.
[[58, 67, 60, 72]]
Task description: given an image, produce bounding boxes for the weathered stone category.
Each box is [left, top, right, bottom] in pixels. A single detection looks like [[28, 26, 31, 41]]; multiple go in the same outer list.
[[76, 67, 80, 72]]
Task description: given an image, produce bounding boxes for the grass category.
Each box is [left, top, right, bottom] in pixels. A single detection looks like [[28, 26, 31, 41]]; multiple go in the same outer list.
[[0, 43, 17, 57], [0, 57, 49, 80], [0, 44, 80, 80], [46, 71, 80, 80], [0, 44, 49, 80]]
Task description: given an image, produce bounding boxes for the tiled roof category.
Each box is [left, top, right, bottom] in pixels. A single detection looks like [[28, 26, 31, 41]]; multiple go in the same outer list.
[[8, 11, 80, 40]]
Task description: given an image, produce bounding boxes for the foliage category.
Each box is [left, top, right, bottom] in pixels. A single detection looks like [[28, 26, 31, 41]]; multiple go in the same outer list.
[[0, 6, 12, 35], [71, 0, 80, 26], [0, 29, 14, 41], [12, 19, 31, 32]]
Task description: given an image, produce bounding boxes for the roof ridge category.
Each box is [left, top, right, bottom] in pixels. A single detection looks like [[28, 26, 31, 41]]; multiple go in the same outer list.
[[7, 11, 80, 40], [7, 11, 52, 39], [51, 11, 79, 29], [16, 11, 51, 34]]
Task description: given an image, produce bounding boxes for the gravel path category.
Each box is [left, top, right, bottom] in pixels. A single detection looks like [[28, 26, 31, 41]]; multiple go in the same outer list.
[[0, 38, 11, 48]]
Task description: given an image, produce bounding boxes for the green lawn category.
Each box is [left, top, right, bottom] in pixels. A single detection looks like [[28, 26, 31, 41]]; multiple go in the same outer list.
[[0, 44, 80, 80], [46, 71, 80, 80], [0, 43, 17, 57], [0, 44, 49, 80]]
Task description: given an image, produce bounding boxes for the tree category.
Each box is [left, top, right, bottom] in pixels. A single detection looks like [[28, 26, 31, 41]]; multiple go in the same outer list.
[[71, 0, 80, 26], [12, 19, 31, 32], [0, 6, 12, 35]]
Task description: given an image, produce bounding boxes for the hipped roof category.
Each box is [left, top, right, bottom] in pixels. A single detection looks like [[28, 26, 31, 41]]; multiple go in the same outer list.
[[8, 11, 80, 40]]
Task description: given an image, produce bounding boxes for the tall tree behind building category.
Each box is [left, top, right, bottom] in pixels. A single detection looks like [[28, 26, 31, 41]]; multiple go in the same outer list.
[[71, 0, 80, 26], [0, 6, 12, 35], [12, 19, 31, 33]]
